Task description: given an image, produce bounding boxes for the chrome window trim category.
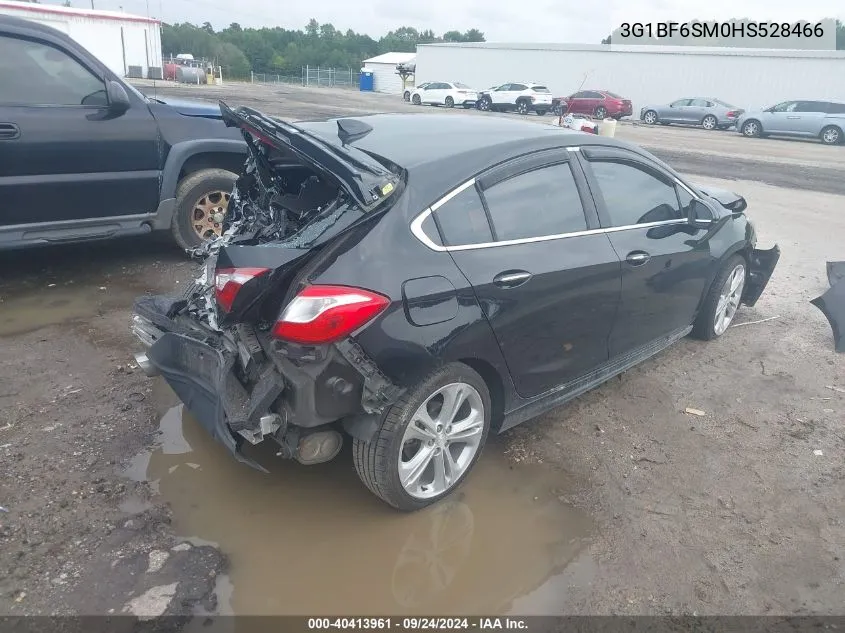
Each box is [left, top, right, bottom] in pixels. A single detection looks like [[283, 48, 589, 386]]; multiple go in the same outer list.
[[409, 148, 708, 253]]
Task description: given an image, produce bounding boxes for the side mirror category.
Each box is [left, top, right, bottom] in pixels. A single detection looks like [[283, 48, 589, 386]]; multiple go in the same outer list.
[[107, 80, 131, 114], [689, 199, 714, 229]]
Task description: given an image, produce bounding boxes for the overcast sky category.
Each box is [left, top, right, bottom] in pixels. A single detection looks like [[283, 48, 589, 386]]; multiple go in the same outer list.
[[43, 0, 845, 43]]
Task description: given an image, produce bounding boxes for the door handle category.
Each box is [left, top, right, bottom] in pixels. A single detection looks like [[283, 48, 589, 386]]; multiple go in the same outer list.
[[625, 251, 651, 266], [493, 271, 532, 288], [0, 123, 20, 140], [786, 116, 801, 119]]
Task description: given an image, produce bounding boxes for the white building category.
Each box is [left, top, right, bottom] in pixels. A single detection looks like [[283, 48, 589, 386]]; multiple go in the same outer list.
[[414, 42, 845, 115], [0, 0, 162, 78], [362, 52, 416, 95]]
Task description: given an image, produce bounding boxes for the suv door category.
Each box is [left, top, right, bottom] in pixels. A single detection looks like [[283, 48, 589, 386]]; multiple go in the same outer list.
[[428, 149, 621, 398], [577, 147, 717, 358], [0, 33, 160, 232], [491, 84, 512, 106], [793, 101, 829, 136]]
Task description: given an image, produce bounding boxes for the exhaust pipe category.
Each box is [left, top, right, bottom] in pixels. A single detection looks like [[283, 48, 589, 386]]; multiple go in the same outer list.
[[134, 352, 159, 377]]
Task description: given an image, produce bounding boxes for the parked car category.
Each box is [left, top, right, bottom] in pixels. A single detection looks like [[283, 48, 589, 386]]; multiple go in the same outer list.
[[552, 90, 633, 120], [640, 98, 744, 130], [403, 82, 431, 102], [476, 83, 553, 115], [0, 15, 247, 252], [132, 108, 780, 512], [735, 100, 845, 145], [410, 82, 478, 108]]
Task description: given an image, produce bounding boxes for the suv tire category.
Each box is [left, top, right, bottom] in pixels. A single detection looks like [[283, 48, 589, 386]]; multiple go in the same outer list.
[[171, 168, 237, 252], [516, 99, 529, 115], [352, 363, 491, 511]]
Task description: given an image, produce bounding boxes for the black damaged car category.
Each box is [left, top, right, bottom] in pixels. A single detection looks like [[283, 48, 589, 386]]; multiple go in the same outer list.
[[132, 105, 780, 511]]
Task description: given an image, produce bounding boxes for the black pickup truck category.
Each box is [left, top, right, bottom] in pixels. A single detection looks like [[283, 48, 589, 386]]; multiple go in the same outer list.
[[0, 15, 247, 251]]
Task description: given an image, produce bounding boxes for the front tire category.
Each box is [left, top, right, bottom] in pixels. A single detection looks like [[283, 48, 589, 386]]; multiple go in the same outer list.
[[692, 255, 746, 340], [820, 125, 842, 146], [642, 110, 658, 124], [412, 94, 421, 105], [403, 91, 410, 102], [444, 96, 454, 108], [171, 168, 237, 252], [517, 100, 529, 115], [478, 96, 491, 111], [702, 114, 718, 130], [594, 106, 607, 119], [352, 363, 491, 512], [535, 109, 547, 116], [742, 120, 761, 138]]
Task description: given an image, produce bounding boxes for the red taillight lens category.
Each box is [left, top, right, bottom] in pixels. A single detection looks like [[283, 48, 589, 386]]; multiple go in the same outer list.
[[214, 267, 270, 312], [271, 285, 390, 345], [726, 111, 737, 118]]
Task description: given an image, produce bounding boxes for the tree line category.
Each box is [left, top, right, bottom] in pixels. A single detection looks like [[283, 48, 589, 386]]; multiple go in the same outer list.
[[161, 20, 485, 78]]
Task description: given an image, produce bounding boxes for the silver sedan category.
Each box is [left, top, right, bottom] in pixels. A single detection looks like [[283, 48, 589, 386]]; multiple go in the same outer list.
[[640, 98, 744, 131]]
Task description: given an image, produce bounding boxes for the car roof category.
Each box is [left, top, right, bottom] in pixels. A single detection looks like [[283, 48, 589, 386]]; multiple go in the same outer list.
[[297, 113, 598, 168]]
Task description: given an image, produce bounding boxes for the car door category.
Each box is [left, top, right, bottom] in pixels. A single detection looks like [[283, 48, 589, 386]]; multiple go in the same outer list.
[[792, 101, 828, 136], [419, 83, 439, 104], [0, 32, 160, 229], [686, 99, 710, 124], [662, 99, 691, 122], [491, 84, 512, 106], [507, 83, 528, 107], [431, 149, 622, 398], [577, 147, 717, 358], [761, 101, 799, 134]]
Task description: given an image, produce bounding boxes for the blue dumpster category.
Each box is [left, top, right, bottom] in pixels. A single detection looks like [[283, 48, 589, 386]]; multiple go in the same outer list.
[[359, 71, 374, 92]]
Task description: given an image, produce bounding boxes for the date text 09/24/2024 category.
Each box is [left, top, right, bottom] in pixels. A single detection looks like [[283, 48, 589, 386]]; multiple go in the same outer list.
[[617, 21, 826, 39], [307, 618, 528, 630]]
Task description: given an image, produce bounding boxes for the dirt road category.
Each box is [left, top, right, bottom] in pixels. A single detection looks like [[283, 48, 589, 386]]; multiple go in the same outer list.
[[0, 84, 842, 619]]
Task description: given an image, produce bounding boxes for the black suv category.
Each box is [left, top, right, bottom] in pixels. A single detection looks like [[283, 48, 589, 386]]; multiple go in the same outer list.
[[0, 15, 247, 251], [132, 109, 779, 511]]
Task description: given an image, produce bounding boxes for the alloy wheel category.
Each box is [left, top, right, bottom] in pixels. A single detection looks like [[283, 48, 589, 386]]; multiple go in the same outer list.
[[412, 94, 421, 105], [743, 121, 759, 137], [702, 115, 717, 130], [517, 101, 528, 115], [479, 98, 490, 111], [191, 190, 230, 240], [595, 107, 607, 119], [398, 382, 485, 499], [445, 96, 454, 108], [714, 264, 746, 335], [822, 127, 841, 145], [643, 111, 657, 124]]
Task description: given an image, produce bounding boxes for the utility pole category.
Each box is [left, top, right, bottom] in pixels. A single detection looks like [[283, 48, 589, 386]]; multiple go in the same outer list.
[[90, 0, 94, 8]]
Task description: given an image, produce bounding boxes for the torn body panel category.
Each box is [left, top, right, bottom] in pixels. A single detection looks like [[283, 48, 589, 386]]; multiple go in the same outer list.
[[742, 245, 781, 307], [811, 277, 845, 353]]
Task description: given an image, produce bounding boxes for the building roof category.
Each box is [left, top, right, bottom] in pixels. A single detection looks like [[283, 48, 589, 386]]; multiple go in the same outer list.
[[363, 52, 416, 65], [0, 0, 159, 25], [417, 41, 845, 59]]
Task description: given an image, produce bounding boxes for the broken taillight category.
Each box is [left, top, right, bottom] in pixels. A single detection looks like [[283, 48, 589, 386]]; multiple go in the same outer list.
[[726, 111, 738, 118], [214, 267, 271, 312], [271, 285, 390, 345]]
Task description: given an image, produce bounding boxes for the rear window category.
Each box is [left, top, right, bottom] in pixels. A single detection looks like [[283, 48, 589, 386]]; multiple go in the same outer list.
[[432, 186, 493, 246], [531, 85, 551, 93], [825, 102, 845, 114], [454, 82, 471, 89], [713, 99, 736, 108]]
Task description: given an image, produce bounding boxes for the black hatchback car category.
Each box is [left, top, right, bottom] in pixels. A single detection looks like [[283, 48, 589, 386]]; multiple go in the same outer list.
[[132, 107, 780, 511]]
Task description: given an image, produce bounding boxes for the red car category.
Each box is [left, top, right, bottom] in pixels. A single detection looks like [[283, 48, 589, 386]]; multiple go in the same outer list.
[[552, 90, 633, 119]]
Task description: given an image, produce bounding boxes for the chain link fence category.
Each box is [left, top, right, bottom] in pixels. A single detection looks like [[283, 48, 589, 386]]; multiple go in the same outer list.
[[250, 66, 361, 89]]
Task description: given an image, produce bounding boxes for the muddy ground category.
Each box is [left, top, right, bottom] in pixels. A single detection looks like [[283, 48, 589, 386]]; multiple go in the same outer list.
[[0, 82, 843, 619]]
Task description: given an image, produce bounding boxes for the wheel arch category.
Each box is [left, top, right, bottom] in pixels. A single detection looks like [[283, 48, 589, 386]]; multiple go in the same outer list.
[[457, 357, 506, 433], [695, 241, 751, 317], [160, 140, 246, 201]]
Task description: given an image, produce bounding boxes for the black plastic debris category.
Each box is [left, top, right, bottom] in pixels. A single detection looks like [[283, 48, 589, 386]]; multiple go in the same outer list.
[[811, 261, 845, 353]]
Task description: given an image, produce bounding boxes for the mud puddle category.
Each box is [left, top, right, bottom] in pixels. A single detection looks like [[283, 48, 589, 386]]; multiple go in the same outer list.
[[0, 282, 145, 337], [134, 403, 595, 616]]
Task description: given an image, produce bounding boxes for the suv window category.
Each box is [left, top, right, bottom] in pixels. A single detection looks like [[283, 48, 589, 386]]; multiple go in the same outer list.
[[495, 84, 511, 91], [432, 186, 493, 246], [510, 83, 527, 91], [771, 101, 798, 113], [589, 161, 683, 227], [482, 163, 587, 241], [795, 101, 827, 113], [531, 85, 551, 93], [826, 102, 845, 114], [0, 35, 107, 107]]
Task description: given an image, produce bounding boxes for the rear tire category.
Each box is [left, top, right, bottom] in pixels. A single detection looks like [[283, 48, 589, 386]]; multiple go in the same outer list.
[[403, 91, 410, 102], [742, 120, 762, 138], [171, 168, 237, 252], [516, 99, 529, 115], [535, 109, 547, 116], [412, 94, 421, 105], [352, 363, 491, 512], [702, 115, 718, 130], [445, 96, 454, 108], [692, 255, 747, 341], [820, 125, 842, 146], [594, 106, 607, 119], [478, 96, 491, 111]]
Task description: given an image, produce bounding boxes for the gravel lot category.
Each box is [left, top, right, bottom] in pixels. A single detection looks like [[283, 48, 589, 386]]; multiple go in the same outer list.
[[0, 81, 842, 619]]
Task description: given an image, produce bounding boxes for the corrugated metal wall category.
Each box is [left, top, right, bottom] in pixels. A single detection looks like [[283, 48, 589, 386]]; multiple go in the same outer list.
[[363, 62, 404, 94], [415, 44, 845, 115], [0, 6, 161, 77]]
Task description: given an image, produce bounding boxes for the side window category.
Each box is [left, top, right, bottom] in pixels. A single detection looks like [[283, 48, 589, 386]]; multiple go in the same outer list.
[[772, 101, 798, 113], [495, 84, 511, 91], [482, 163, 587, 241], [432, 186, 493, 246], [689, 99, 709, 107], [796, 101, 826, 113], [671, 99, 690, 107], [589, 160, 683, 227], [586, 91, 604, 99], [510, 83, 527, 91], [825, 102, 845, 114], [0, 35, 107, 107], [571, 91, 586, 99], [676, 186, 696, 218]]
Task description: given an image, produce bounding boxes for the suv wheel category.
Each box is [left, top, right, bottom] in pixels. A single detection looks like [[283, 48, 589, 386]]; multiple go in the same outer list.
[[478, 96, 491, 111], [171, 168, 237, 251], [517, 100, 529, 115], [594, 106, 607, 119], [444, 96, 454, 108], [742, 120, 761, 137], [820, 125, 842, 146], [352, 363, 491, 511]]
